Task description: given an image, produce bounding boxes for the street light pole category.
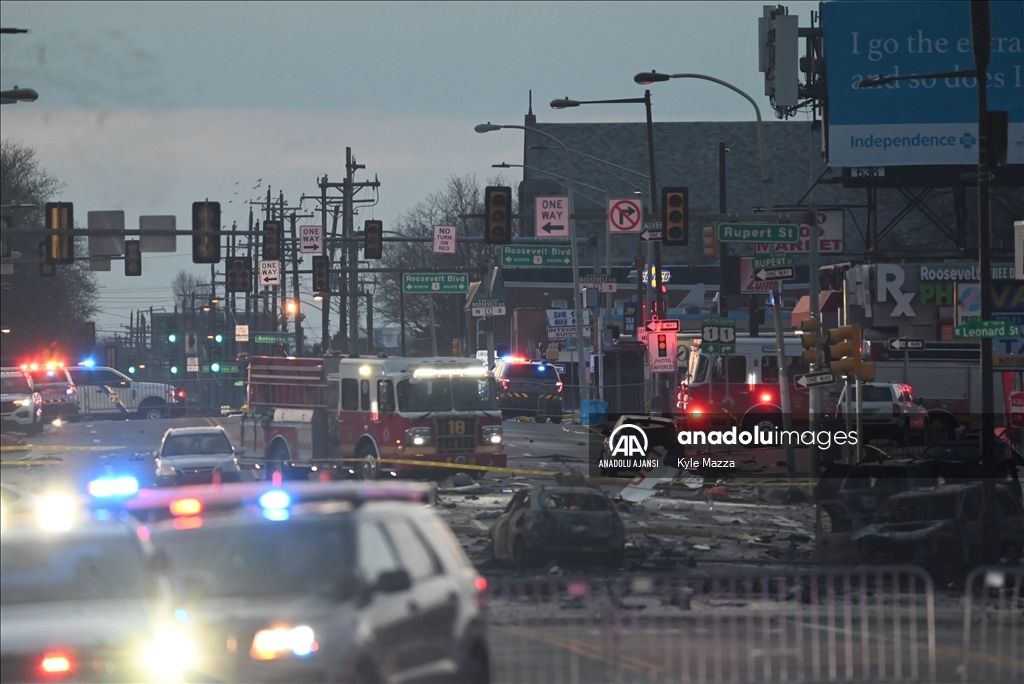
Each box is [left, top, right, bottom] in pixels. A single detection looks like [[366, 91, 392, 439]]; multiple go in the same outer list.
[[476, 123, 588, 402]]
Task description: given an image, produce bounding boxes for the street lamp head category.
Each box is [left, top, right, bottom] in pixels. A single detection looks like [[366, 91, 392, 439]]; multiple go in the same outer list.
[[0, 87, 38, 103], [491, 163, 512, 168], [634, 71, 669, 85], [549, 97, 580, 109], [474, 123, 502, 133]]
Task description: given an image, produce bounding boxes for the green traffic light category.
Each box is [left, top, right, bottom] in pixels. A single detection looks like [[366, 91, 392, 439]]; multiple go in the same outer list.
[[214, 334, 223, 343], [211, 362, 221, 373], [128, 366, 136, 374], [170, 366, 179, 374], [168, 333, 177, 343]]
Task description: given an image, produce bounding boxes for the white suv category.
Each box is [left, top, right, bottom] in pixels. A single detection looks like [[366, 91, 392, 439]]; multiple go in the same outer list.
[[0, 369, 43, 435], [66, 365, 184, 420], [836, 382, 929, 445]]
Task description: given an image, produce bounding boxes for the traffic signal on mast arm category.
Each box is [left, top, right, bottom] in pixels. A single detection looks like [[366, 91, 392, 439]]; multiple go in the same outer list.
[[702, 226, 719, 259], [192, 201, 221, 264], [169, 354, 179, 375], [226, 257, 252, 293], [44, 202, 75, 265], [484, 186, 512, 244], [167, 320, 177, 344], [124, 240, 142, 276], [364, 220, 383, 260], [661, 187, 689, 245], [213, 322, 223, 344], [799, 316, 826, 366], [828, 323, 876, 381], [312, 255, 329, 293], [261, 220, 281, 262]]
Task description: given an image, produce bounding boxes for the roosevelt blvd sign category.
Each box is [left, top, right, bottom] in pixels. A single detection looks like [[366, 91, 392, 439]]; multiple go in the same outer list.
[[471, 299, 506, 317], [795, 371, 837, 388], [402, 273, 470, 294], [718, 223, 800, 243], [580, 274, 618, 293], [952, 320, 1022, 339], [500, 245, 573, 267]]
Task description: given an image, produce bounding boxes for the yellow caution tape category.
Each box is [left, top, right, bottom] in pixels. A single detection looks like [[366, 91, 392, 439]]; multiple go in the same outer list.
[[0, 445, 126, 452], [0, 460, 65, 467]]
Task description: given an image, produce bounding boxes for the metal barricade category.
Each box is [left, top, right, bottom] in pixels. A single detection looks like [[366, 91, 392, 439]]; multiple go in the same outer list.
[[487, 567, 936, 683], [961, 567, 1024, 683]]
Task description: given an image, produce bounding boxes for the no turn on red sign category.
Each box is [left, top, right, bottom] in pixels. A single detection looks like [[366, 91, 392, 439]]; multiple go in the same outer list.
[[608, 198, 643, 233]]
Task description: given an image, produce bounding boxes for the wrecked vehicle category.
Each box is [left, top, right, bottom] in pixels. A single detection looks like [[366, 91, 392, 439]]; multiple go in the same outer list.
[[852, 483, 1024, 584], [489, 486, 626, 567]]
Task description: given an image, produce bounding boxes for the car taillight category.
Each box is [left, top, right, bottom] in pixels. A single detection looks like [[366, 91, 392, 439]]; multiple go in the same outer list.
[[892, 403, 900, 417], [40, 653, 72, 674], [555, 381, 563, 393], [760, 392, 772, 403]]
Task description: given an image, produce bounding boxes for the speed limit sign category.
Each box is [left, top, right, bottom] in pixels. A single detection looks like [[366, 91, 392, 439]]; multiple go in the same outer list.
[[701, 317, 736, 353]]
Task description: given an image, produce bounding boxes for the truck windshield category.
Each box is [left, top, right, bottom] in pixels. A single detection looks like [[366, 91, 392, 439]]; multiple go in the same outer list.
[[397, 377, 495, 412]]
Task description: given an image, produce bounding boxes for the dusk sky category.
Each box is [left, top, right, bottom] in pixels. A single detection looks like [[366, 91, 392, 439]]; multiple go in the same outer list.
[[1, 1, 817, 343]]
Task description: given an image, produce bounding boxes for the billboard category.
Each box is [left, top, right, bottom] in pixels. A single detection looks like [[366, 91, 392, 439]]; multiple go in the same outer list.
[[821, 1, 1023, 167]]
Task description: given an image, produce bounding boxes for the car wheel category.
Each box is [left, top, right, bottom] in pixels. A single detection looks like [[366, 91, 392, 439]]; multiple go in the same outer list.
[[458, 643, 490, 684], [140, 405, 166, 420], [357, 443, 380, 481]]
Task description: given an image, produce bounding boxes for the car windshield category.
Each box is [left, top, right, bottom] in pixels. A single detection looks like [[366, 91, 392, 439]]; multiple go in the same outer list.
[[1, 535, 153, 605], [505, 364, 560, 382], [154, 516, 354, 600], [24, 369, 62, 385], [1, 376, 32, 394], [161, 432, 233, 456], [886, 494, 958, 523], [396, 377, 495, 412]]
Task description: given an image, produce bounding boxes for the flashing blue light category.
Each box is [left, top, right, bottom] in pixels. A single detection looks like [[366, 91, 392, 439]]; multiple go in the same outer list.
[[537, 364, 546, 371], [259, 489, 291, 510], [93, 508, 112, 521], [262, 508, 290, 522], [88, 476, 139, 498], [81, 358, 96, 368], [500, 355, 513, 362]]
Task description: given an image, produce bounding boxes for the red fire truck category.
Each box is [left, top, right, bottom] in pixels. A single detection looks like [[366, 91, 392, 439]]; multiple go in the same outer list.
[[242, 355, 507, 479]]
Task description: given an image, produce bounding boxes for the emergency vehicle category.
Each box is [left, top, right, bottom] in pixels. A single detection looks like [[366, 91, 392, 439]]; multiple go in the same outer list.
[[242, 355, 507, 479], [678, 335, 810, 431]]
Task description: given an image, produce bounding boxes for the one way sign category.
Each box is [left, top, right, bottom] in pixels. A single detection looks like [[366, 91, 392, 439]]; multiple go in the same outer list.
[[889, 338, 925, 352], [535, 196, 569, 238], [795, 371, 836, 388], [754, 266, 795, 281]]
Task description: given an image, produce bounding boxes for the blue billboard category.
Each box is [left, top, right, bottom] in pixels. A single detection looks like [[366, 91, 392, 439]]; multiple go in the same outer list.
[[821, 0, 1023, 167]]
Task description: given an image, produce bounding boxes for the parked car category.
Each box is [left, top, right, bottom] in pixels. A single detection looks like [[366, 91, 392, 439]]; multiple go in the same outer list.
[[489, 485, 626, 567], [852, 483, 1024, 584], [150, 485, 490, 683], [1, 503, 189, 683], [155, 425, 244, 486], [0, 368, 43, 435], [835, 382, 929, 445], [493, 359, 564, 422], [67, 364, 184, 420], [19, 363, 79, 423]]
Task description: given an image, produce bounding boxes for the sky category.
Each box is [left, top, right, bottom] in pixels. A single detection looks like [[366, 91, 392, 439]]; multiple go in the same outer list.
[[0, 0, 818, 344]]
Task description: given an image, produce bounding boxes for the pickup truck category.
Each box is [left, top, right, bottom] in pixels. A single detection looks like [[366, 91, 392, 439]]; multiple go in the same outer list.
[[835, 382, 928, 445], [66, 365, 184, 419]]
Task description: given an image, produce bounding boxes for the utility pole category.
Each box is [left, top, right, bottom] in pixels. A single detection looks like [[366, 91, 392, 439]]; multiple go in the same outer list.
[[345, 148, 362, 355], [320, 174, 330, 351]]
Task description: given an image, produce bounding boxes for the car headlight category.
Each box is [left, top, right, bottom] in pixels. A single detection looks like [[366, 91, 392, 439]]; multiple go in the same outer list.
[[156, 461, 177, 477], [16, 398, 33, 407], [250, 625, 317, 660], [482, 425, 502, 445], [145, 629, 194, 679], [404, 426, 432, 447]]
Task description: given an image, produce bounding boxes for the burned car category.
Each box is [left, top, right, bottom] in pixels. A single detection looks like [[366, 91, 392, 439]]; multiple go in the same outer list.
[[852, 483, 1024, 584], [489, 486, 625, 568]]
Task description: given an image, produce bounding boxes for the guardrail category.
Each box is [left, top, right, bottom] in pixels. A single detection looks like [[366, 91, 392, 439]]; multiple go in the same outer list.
[[486, 567, 936, 683], [961, 566, 1024, 683]]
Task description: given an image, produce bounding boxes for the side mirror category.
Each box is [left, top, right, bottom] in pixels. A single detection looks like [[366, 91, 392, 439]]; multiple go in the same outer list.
[[375, 569, 411, 593], [233, 446, 246, 456]]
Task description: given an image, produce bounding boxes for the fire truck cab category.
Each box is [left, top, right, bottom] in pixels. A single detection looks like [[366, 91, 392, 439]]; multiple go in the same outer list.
[[244, 355, 506, 480], [679, 335, 811, 430]]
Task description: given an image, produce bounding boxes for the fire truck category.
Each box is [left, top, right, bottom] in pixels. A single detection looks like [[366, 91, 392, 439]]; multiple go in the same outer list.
[[678, 335, 811, 431], [242, 355, 507, 479]]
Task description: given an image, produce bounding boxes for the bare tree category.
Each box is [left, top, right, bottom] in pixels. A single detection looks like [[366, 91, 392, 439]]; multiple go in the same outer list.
[[170, 270, 209, 312]]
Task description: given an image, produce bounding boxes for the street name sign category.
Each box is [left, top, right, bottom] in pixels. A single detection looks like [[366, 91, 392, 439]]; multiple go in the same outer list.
[[235, 324, 249, 342], [402, 272, 469, 294], [299, 225, 322, 253], [754, 266, 796, 282], [258, 259, 281, 286], [888, 338, 925, 352], [701, 317, 736, 353], [607, 198, 643, 233], [795, 371, 837, 388], [471, 299, 506, 317], [752, 254, 795, 270], [253, 333, 296, 345], [535, 196, 569, 237], [580, 274, 617, 293], [203, 363, 240, 374], [952, 320, 1023, 339], [432, 225, 457, 254], [717, 223, 800, 243], [500, 245, 573, 268]]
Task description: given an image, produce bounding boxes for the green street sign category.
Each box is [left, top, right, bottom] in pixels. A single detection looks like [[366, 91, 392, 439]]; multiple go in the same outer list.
[[500, 245, 573, 268], [580, 274, 614, 283], [402, 273, 469, 294], [253, 333, 296, 345], [717, 223, 800, 243], [953, 320, 1022, 339], [201, 363, 239, 374], [701, 317, 736, 354], [702, 342, 736, 354], [234, 380, 245, 386], [752, 254, 795, 270]]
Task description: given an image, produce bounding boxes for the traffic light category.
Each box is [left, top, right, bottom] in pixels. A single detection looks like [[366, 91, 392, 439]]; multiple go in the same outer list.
[[657, 334, 668, 357], [210, 345, 221, 373], [702, 226, 719, 259], [661, 187, 689, 245], [124, 240, 142, 276], [262, 220, 281, 262], [192, 201, 221, 264], [226, 257, 252, 293], [364, 220, 383, 260], [213, 322, 223, 344], [484, 186, 512, 244], [272, 344, 286, 358], [828, 323, 875, 380], [312, 255, 329, 293], [44, 202, 75, 265], [167, 320, 177, 344], [169, 354, 179, 375], [799, 316, 825, 366], [127, 355, 137, 374]]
